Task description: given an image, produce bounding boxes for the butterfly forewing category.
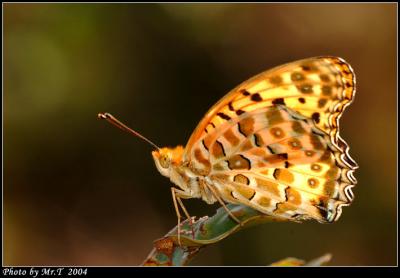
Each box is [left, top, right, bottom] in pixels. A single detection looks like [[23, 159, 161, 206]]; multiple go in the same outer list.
[[183, 56, 357, 222]]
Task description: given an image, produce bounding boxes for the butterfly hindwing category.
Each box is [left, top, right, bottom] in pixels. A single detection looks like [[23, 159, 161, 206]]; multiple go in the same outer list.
[[206, 106, 352, 222]]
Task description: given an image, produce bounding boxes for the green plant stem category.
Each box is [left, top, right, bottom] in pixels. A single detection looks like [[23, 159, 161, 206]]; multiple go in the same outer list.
[[142, 204, 284, 266]]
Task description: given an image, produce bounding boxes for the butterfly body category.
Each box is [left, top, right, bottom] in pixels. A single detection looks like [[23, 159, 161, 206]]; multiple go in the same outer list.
[[150, 56, 358, 228]]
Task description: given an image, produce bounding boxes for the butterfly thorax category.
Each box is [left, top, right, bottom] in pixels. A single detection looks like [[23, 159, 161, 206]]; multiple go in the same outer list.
[[152, 146, 217, 204]]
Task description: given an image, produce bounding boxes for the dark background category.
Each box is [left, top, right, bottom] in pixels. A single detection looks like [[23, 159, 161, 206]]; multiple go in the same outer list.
[[4, 3, 397, 266]]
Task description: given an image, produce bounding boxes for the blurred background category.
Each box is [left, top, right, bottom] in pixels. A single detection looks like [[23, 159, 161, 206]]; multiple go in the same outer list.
[[4, 3, 397, 266]]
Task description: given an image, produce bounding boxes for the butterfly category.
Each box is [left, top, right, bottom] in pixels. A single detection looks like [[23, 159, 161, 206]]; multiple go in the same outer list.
[[99, 56, 358, 243]]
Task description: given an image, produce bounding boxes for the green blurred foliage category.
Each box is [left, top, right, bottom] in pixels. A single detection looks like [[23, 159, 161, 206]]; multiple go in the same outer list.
[[4, 3, 397, 266]]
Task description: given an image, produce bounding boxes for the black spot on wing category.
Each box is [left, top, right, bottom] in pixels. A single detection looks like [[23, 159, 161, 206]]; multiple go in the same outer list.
[[251, 93, 263, 102], [272, 98, 285, 105], [278, 153, 288, 160], [312, 112, 320, 124], [240, 89, 251, 96], [236, 109, 245, 116], [228, 101, 234, 111], [217, 112, 231, 121]]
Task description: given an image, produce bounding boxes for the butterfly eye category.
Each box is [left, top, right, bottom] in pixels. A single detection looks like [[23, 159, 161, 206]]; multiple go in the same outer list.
[[159, 154, 170, 169]]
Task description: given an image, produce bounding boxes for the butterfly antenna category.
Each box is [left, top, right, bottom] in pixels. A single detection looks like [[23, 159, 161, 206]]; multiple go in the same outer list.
[[98, 112, 160, 150]]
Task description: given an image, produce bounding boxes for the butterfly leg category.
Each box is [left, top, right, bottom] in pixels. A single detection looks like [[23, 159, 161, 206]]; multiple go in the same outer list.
[[171, 187, 195, 245], [176, 197, 196, 240], [204, 183, 242, 226], [170, 187, 183, 245]]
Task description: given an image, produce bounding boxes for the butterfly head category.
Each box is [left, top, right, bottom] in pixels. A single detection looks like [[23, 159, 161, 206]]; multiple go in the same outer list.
[[152, 146, 184, 177]]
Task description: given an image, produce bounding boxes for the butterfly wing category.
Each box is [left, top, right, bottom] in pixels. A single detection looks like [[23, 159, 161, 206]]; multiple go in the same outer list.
[[185, 56, 357, 167], [183, 56, 357, 222], [209, 106, 354, 222]]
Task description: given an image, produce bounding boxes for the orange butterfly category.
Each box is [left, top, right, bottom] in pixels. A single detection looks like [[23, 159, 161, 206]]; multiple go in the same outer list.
[[99, 56, 358, 243]]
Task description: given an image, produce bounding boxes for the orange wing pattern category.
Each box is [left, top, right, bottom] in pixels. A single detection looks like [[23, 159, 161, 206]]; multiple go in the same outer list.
[[183, 56, 357, 222]]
